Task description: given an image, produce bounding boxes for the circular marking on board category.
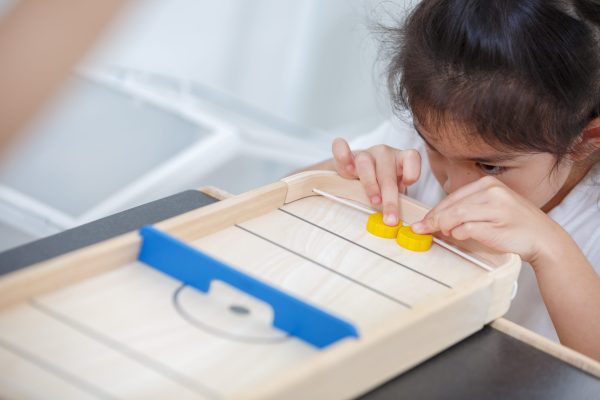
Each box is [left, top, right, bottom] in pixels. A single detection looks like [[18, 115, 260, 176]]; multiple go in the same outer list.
[[366, 212, 401, 239], [172, 285, 289, 344], [396, 226, 432, 252]]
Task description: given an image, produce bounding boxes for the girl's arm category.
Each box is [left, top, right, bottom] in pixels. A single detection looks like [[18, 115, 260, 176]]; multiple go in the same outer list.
[[532, 234, 600, 360]]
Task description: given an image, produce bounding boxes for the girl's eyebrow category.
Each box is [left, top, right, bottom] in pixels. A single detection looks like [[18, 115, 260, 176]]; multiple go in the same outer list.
[[412, 123, 518, 163], [470, 154, 518, 163]]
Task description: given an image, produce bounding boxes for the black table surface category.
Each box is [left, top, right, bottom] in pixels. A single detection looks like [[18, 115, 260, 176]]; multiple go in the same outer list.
[[1, 190, 598, 399]]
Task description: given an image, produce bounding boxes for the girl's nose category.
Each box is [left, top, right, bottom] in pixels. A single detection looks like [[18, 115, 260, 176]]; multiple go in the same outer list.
[[442, 177, 456, 194]]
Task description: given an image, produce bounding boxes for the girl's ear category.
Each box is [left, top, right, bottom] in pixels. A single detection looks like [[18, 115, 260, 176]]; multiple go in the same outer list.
[[570, 117, 600, 161]]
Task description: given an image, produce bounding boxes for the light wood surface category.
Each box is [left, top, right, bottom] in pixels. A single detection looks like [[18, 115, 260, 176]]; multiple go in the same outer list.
[[197, 186, 232, 201], [0, 172, 525, 399]]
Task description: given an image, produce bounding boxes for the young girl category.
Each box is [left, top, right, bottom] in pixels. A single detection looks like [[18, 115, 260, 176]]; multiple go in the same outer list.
[[306, 0, 600, 360]]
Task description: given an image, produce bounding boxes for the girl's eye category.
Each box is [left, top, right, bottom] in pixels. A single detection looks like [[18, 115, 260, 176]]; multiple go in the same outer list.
[[476, 163, 507, 175]]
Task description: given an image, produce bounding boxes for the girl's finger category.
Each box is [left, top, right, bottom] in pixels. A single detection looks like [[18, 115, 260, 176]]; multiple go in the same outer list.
[[332, 138, 356, 178], [448, 221, 490, 242], [396, 149, 421, 186], [415, 176, 503, 231], [354, 151, 381, 206], [430, 175, 501, 215], [419, 200, 498, 235], [448, 221, 507, 253], [374, 151, 399, 225]]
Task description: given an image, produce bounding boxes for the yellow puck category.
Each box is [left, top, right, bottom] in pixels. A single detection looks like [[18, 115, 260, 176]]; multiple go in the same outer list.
[[366, 212, 400, 238], [396, 226, 433, 252]]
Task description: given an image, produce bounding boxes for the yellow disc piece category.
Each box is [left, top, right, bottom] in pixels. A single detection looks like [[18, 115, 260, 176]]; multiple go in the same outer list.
[[396, 225, 433, 252], [366, 212, 400, 239]]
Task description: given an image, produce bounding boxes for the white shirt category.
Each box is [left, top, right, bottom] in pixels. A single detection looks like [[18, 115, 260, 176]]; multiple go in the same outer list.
[[351, 118, 600, 341]]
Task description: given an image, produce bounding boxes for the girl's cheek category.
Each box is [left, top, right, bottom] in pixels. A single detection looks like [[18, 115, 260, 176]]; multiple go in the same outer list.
[[500, 160, 570, 208], [504, 175, 562, 208]]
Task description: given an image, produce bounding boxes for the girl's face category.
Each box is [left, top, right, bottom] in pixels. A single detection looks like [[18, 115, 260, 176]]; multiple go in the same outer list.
[[414, 121, 573, 210]]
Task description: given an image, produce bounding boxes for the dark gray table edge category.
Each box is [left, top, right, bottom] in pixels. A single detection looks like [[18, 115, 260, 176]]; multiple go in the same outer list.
[[0, 190, 216, 275]]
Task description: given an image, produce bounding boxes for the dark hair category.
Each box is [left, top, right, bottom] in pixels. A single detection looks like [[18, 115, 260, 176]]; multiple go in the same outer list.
[[386, 0, 600, 159]]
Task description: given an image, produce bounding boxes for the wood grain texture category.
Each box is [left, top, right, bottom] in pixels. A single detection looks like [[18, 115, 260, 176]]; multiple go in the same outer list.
[[0, 344, 100, 400], [0, 301, 210, 399]]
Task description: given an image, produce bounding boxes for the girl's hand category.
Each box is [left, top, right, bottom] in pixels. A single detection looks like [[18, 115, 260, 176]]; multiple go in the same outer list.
[[411, 176, 567, 263], [331, 137, 421, 226]]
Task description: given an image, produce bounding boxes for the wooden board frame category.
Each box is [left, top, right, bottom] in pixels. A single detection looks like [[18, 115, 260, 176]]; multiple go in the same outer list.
[[0, 171, 523, 399]]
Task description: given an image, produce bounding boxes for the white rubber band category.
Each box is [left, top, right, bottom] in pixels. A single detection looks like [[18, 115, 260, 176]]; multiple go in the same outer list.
[[312, 188, 495, 273]]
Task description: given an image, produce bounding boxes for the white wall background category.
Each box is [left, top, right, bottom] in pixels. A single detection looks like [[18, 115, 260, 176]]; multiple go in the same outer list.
[[86, 0, 401, 135]]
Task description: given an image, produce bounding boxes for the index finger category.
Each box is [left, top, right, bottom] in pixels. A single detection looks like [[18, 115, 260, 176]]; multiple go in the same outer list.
[[332, 138, 357, 179], [375, 151, 400, 226], [412, 177, 497, 233]]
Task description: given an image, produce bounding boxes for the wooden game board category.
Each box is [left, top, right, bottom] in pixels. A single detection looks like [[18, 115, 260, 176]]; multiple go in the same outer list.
[[0, 171, 521, 399]]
